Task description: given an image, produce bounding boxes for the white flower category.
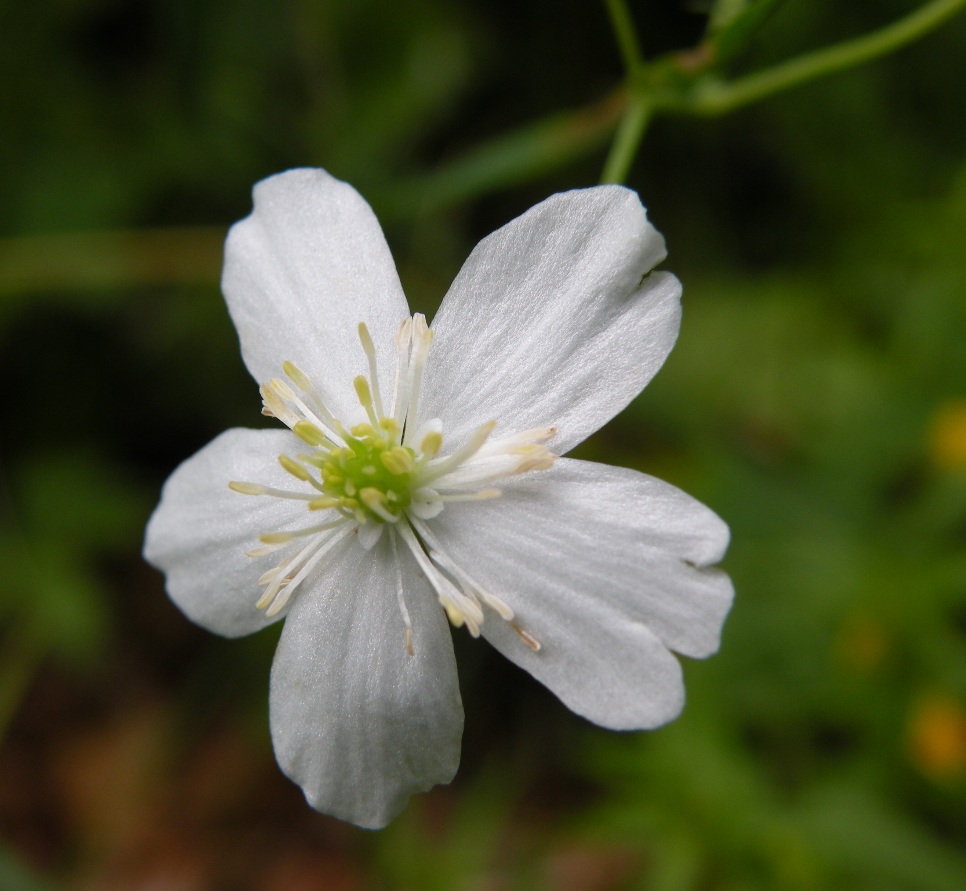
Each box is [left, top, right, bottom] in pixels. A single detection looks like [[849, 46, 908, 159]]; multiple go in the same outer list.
[[144, 168, 733, 828]]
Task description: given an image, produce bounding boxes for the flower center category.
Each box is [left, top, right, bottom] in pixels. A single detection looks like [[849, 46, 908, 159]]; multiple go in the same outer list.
[[319, 421, 416, 523], [229, 314, 554, 652]]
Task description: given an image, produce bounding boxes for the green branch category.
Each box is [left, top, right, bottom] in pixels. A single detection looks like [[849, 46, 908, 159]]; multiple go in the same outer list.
[[604, 0, 644, 71], [685, 0, 966, 116], [600, 97, 652, 184]]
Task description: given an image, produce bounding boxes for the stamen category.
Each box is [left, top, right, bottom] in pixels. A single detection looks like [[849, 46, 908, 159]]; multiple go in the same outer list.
[[357, 323, 385, 420], [421, 430, 443, 458], [282, 360, 341, 431], [411, 517, 515, 622], [255, 532, 327, 609], [359, 488, 399, 523], [354, 375, 380, 429], [420, 420, 496, 483], [245, 542, 288, 558], [438, 488, 501, 503], [391, 318, 413, 424], [261, 525, 353, 616], [389, 529, 414, 656], [477, 425, 558, 457], [228, 481, 318, 501], [278, 455, 325, 492], [429, 447, 555, 489], [267, 378, 343, 446], [397, 522, 483, 635], [293, 420, 330, 448], [308, 496, 341, 511], [229, 481, 266, 495], [510, 621, 542, 651], [260, 385, 299, 427], [402, 314, 433, 446], [259, 517, 348, 544]]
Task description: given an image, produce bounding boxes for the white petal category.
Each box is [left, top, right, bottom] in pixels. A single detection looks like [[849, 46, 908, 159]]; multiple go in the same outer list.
[[222, 168, 411, 422], [428, 458, 733, 729], [269, 530, 463, 829], [419, 186, 681, 455], [144, 428, 309, 637]]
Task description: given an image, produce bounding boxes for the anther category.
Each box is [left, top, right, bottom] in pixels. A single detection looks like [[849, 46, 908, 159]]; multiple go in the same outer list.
[[511, 621, 541, 651], [278, 454, 312, 482], [354, 375, 380, 428], [293, 420, 329, 447], [229, 481, 265, 495], [360, 488, 399, 523], [358, 322, 385, 419], [380, 446, 414, 475]]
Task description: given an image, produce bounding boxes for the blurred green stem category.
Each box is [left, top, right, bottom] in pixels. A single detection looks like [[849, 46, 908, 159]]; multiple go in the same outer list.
[[604, 0, 643, 70], [682, 0, 966, 116], [600, 97, 652, 185]]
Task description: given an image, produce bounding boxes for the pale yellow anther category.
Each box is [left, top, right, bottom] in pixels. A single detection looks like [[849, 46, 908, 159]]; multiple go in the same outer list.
[[293, 420, 328, 447], [420, 430, 443, 458], [513, 445, 556, 473], [278, 454, 311, 481], [260, 385, 295, 426], [282, 360, 312, 392], [308, 496, 340, 511], [379, 417, 401, 437], [381, 446, 414, 475], [354, 375, 373, 408], [270, 377, 297, 401], [443, 602, 464, 628], [258, 567, 279, 586], [358, 322, 377, 360], [360, 487, 397, 523], [229, 481, 265, 495], [260, 531, 294, 544]]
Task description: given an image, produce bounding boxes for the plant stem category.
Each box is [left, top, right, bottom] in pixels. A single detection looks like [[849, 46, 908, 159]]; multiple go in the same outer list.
[[686, 0, 966, 116], [604, 0, 644, 71], [600, 97, 652, 184]]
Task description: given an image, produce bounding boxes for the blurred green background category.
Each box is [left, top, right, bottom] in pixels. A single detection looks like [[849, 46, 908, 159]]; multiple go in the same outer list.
[[1, 1, 965, 889]]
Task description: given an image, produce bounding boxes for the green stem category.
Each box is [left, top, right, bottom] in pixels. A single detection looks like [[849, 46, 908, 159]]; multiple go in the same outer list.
[[600, 97, 652, 184], [604, 0, 644, 71], [686, 0, 966, 116]]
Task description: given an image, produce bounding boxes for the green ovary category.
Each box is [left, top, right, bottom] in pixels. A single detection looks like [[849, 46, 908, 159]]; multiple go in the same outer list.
[[320, 423, 417, 523]]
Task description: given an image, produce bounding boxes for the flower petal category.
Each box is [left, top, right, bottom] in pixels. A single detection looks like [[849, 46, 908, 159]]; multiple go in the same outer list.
[[269, 530, 463, 829], [419, 186, 681, 454], [429, 458, 733, 729], [222, 168, 411, 422], [144, 428, 308, 637]]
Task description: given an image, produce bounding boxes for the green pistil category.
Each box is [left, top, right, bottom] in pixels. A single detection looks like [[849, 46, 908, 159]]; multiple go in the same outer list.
[[320, 422, 417, 523]]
